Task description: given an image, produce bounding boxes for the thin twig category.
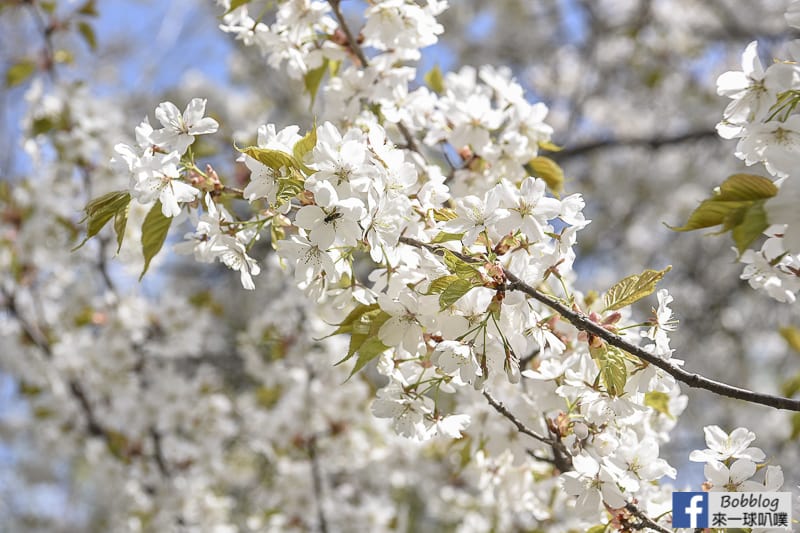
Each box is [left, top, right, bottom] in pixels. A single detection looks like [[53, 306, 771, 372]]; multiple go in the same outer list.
[[486, 388, 672, 529], [328, 0, 368, 67], [398, 236, 800, 412], [150, 427, 171, 477], [482, 391, 551, 444]]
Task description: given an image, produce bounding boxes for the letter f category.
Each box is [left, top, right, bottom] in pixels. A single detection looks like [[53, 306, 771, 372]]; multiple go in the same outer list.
[[684, 495, 704, 528]]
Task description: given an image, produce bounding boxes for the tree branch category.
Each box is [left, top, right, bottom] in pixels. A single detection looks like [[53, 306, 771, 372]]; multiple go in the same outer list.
[[484, 389, 672, 530], [552, 129, 719, 162], [328, 0, 368, 67], [624, 503, 672, 533], [398, 236, 800, 412], [482, 390, 551, 445]]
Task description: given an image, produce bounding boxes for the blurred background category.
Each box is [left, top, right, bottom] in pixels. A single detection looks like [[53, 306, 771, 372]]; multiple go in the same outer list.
[[2, 0, 800, 530]]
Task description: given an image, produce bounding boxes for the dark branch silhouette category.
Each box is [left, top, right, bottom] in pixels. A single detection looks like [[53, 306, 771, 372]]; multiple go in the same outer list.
[[553, 129, 719, 161]]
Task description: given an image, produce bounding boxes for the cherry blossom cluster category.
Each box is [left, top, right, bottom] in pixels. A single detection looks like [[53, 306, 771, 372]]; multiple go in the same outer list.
[[716, 2, 800, 302], [5, 0, 799, 531]]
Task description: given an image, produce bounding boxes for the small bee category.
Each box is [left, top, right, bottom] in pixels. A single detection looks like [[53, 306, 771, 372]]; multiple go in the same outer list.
[[324, 211, 343, 223]]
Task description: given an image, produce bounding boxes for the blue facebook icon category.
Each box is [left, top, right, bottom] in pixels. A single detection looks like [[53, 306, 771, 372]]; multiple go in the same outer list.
[[672, 492, 708, 528]]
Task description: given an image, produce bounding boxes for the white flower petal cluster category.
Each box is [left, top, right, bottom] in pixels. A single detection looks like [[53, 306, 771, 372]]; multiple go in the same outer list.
[[715, 7, 800, 302], [114, 100, 218, 218], [689, 426, 782, 494]]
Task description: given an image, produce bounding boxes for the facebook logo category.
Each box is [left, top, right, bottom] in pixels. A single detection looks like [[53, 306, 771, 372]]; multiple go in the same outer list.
[[673, 492, 709, 528]]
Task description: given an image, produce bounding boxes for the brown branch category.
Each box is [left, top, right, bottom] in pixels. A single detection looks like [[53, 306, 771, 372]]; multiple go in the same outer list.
[[624, 504, 672, 533], [552, 129, 719, 162], [483, 391, 573, 472], [504, 270, 800, 411], [328, 0, 368, 67], [482, 391, 551, 445], [398, 236, 800, 412], [485, 390, 671, 530], [150, 427, 171, 477]]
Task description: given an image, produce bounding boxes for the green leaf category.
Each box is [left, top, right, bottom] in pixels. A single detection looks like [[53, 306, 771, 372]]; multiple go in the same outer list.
[[439, 278, 475, 310], [716, 173, 778, 201], [6, 60, 36, 87], [303, 59, 328, 107], [139, 201, 172, 281], [644, 391, 674, 419], [347, 336, 389, 379], [424, 64, 445, 94], [790, 412, 800, 440], [443, 250, 483, 282], [328, 303, 381, 336], [525, 156, 564, 195], [330, 304, 391, 379], [239, 145, 302, 174], [73, 190, 131, 251], [431, 231, 464, 243], [292, 126, 317, 174], [781, 373, 800, 398], [589, 343, 628, 397], [275, 176, 305, 206], [113, 202, 130, 253], [77, 0, 99, 16], [602, 265, 672, 311], [780, 326, 800, 354], [586, 526, 608, 533], [427, 274, 459, 294], [669, 199, 751, 232], [432, 207, 457, 221], [731, 201, 769, 253], [39, 1, 57, 13], [669, 174, 777, 244], [538, 140, 563, 152], [225, 0, 252, 14], [77, 21, 97, 50], [293, 127, 317, 163]]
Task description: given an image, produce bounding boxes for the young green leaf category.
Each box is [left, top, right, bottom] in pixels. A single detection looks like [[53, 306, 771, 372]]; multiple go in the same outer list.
[[331, 304, 391, 379], [73, 190, 131, 251], [602, 265, 672, 311], [225, 0, 252, 15], [239, 146, 303, 175], [731, 201, 769, 253], [439, 278, 476, 310], [780, 326, 800, 354], [427, 274, 460, 295], [6, 60, 36, 88], [293, 126, 317, 165], [424, 64, 445, 94], [140, 201, 173, 281], [113, 201, 130, 253], [589, 343, 628, 397], [77, 21, 97, 51], [430, 231, 464, 244], [443, 250, 482, 282], [525, 156, 564, 195], [304, 59, 329, 107], [644, 391, 674, 419], [538, 140, 563, 152], [790, 412, 800, 440], [668, 174, 777, 250]]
